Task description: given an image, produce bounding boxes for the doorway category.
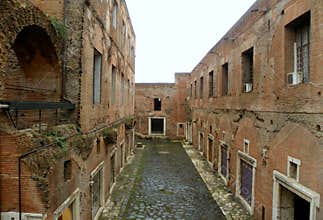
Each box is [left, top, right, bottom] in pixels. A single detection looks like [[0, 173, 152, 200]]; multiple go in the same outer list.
[[208, 137, 213, 164], [279, 186, 310, 220], [177, 123, 185, 137], [198, 132, 204, 152], [149, 117, 166, 135], [272, 170, 320, 220], [110, 154, 115, 190]]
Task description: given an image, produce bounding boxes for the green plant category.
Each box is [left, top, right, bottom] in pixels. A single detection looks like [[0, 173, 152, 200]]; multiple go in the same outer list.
[[49, 17, 68, 40], [124, 116, 135, 129], [102, 128, 117, 144]]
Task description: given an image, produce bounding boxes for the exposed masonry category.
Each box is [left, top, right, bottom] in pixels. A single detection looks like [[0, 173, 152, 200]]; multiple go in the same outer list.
[[0, 0, 136, 219], [187, 0, 323, 219]]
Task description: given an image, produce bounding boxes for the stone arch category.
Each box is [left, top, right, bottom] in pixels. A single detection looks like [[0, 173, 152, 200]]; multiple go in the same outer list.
[[235, 117, 262, 155], [269, 123, 322, 220], [218, 114, 232, 141], [269, 123, 321, 189], [0, 0, 64, 99]]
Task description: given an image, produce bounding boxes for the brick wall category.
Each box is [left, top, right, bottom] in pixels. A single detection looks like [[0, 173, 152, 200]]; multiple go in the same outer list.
[[135, 76, 189, 139], [188, 0, 323, 219]]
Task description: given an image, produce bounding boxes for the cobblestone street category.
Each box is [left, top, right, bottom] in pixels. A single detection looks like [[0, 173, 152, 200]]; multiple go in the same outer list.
[[100, 139, 226, 219]]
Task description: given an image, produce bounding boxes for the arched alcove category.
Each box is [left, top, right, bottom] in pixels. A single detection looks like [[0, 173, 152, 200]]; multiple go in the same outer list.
[[4, 25, 61, 101]]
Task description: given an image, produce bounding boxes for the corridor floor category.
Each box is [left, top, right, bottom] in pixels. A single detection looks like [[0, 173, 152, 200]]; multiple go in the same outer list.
[[119, 139, 225, 219]]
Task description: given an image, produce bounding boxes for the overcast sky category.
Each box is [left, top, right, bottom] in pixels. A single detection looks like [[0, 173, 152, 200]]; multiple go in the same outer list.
[[126, 0, 257, 83]]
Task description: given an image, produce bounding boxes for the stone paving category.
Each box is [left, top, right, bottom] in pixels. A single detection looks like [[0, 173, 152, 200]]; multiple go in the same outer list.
[[121, 139, 225, 220], [99, 139, 251, 220], [182, 143, 252, 220]]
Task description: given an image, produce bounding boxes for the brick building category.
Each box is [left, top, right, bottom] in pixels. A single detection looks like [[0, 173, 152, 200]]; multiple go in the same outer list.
[[186, 0, 323, 219], [0, 0, 135, 219], [135, 73, 190, 139]]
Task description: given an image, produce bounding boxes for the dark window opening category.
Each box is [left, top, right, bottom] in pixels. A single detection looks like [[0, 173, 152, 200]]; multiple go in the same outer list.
[[110, 154, 115, 186], [220, 144, 228, 177], [154, 98, 161, 111], [242, 47, 254, 93], [96, 138, 100, 154], [151, 118, 164, 134], [111, 65, 117, 104], [208, 138, 213, 163], [222, 63, 229, 96], [194, 80, 197, 98], [64, 160, 72, 182], [209, 71, 214, 97], [200, 76, 204, 98], [289, 161, 298, 180], [121, 74, 125, 105]]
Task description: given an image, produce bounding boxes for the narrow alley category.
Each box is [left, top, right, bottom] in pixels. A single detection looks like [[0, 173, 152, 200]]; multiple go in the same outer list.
[[100, 139, 226, 220]]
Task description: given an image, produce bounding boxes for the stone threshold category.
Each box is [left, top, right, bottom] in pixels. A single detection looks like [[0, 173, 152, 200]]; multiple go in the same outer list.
[[182, 143, 252, 220]]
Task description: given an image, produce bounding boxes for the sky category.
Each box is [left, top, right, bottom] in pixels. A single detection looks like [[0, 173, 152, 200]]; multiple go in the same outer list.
[[126, 0, 257, 83]]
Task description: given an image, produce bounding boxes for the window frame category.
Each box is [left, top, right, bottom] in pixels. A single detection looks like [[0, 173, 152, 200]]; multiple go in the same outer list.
[[208, 71, 214, 97], [285, 11, 311, 85], [90, 162, 105, 220], [112, 0, 118, 29], [241, 47, 254, 93], [236, 150, 257, 214], [153, 98, 161, 111], [93, 49, 102, 105], [111, 65, 117, 105], [222, 63, 229, 96]]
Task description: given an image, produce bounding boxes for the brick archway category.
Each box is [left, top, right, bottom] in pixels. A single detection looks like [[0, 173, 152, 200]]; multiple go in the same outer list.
[[0, 0, 64, 97]]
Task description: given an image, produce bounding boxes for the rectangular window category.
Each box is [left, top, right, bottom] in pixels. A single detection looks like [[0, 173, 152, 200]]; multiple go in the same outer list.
[[154, 98, 161, 111], [236, 151, 257, 213], [220, 144, 228, 178], [240, 160, 253, 205], [194, 80, 197, 99], [121, 21, 126, 46], [242, 47, 254, 93], [93, 49, 102, 104], [243, 139, 250, 154], [296, 22, 310, 82], [222, 63, 229, 96], [111, 65, 117, 104], [64, 160, 72, 182], [110, 154, 115, 187], [112, 0, 118, 29], [131, 47, 135, 58], [199, 76, 204, 98], [128, 35, 131, 54], [208, 71, 214, 97], [287, 156, 301, 181], [91, 166, 104, 219], [190, 83, 193, 97], [121, 74, 125, 105], [127, 79, 130, 105], [285, 11, 310, 85]]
